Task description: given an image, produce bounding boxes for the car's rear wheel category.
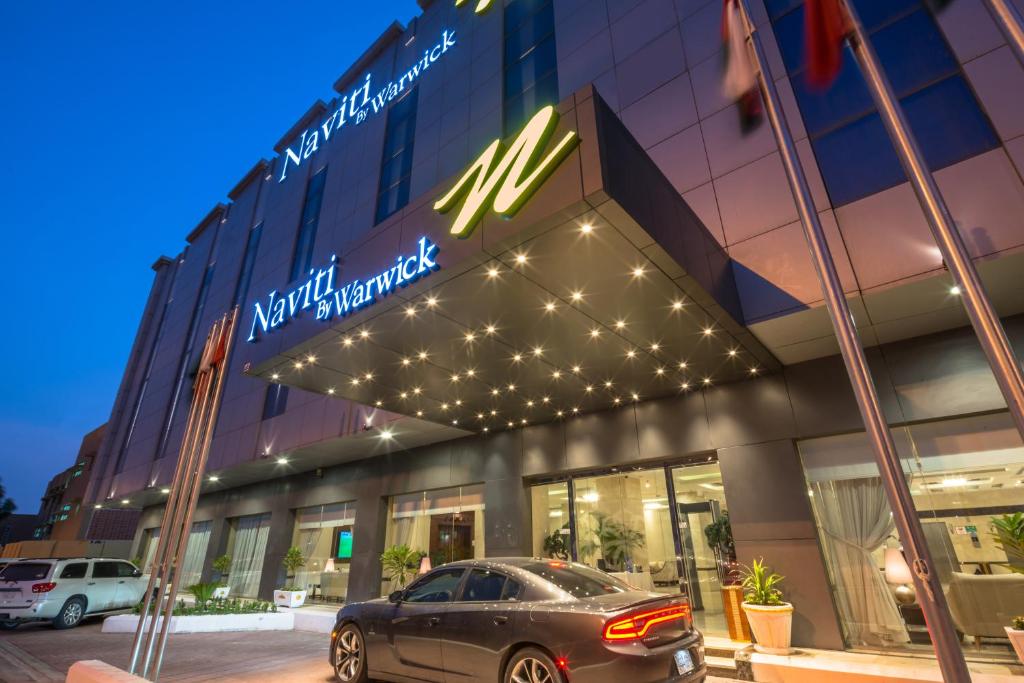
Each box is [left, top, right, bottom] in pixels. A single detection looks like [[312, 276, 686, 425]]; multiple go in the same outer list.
[[505, 648, 561, 683], [333, 623, 368, 683], [53, 597, 86, 629], [0, 620, 18, 630]]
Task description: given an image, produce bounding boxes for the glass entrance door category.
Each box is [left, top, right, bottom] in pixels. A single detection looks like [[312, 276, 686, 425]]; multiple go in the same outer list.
[[672, 463, 730, 636]]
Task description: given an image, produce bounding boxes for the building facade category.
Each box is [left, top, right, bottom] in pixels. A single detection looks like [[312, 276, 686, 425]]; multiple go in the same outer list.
[[35, 424, 106, 541], [85, 0, 1024, 664]]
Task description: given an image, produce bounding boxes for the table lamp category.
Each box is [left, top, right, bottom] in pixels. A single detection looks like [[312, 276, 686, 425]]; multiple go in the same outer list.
[[884, 547, 916, 605]]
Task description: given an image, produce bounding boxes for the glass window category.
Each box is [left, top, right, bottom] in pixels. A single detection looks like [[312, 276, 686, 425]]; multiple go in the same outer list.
[[520, 561, 630, 598], [0, 563, 52, 581], [262, 384, 289, 420], [232, 222, 263, 308], [59, 563, 88, 579], [290, 167, 328, 281], [405, 568, 465, 603], [375, 89, 419, 224], [384, 484, 485, 577], [460, 568, 508, 601], [92, 561, 120, 579], [503, 0, 558, 137], [772, 1, 997, 207], [291, 502, 356, 603], [530, 482, 571, 560], [226, 512, 272, 598], [501, 578, 523, 601], [117, 562, 139, 578], [799, 412, 1024, 661]]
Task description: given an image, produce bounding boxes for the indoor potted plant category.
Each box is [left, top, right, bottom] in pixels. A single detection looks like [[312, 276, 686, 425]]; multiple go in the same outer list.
[[211, 554, 232, 599], [740, 558, 793, 654], [1008, 616, 1024, 664], [273, 547, 307, 608], [380, 544, 422, 595]]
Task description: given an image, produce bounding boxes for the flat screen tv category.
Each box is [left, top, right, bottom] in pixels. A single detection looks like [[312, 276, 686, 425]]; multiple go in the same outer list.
[[336, 529, 353, 559]]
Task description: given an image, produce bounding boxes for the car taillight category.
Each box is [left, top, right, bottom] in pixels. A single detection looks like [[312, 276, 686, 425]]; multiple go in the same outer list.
[[31, 582, 57, 593], [603, 603, 691, 641]]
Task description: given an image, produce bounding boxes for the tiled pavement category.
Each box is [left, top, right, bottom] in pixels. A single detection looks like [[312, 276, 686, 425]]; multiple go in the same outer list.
[[0, 619, 736, 682]]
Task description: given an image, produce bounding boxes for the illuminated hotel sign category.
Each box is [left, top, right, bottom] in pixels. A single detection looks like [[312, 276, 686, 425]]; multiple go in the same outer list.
[[434, 105, 579, 238], [454, 0, 495, 14], [278, 29, 458, 182], [247, 237, 440, 342]]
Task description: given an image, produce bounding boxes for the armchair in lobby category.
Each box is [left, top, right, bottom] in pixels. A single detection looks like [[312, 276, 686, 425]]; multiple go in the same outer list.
[[946, 572, 1024, 648]]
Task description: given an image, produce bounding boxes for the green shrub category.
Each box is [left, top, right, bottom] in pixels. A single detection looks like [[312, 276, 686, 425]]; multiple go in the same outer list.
[[991, 513, 1024, 575], [1013, 616, 1024, 631], [381, 545, 422, 588], [188, 582, 218, 607], [211, 555, 232, 584]]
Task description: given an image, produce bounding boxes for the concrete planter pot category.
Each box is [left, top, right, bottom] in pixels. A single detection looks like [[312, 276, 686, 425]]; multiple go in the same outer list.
[[103, 612, 292, 634], [1007, 627, 1024, 664], [212, 586, 230, 599], [273, 590, 307, 608], [742, 603, 794, 655]]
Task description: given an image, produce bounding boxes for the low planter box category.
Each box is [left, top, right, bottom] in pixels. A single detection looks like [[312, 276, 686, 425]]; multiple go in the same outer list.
[[274, 590, 307, 609], [102, 612, 293, 634]]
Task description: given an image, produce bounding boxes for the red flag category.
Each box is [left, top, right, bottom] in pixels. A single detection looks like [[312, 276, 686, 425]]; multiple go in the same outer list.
[[805, 0, 849, 89], [721, 0, 763, 134]]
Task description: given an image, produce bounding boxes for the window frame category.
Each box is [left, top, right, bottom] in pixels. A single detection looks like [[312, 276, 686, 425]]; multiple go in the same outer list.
[[455, 567, 519, 603], [402, 567, 467, 604]]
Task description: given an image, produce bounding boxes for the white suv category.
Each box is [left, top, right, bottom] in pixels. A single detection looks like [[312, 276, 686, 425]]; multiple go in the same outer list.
[[0, 558, 147, 629]]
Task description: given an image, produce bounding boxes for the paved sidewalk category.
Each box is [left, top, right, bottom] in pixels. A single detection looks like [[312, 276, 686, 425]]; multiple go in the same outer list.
[[0, 621, 332, 682]]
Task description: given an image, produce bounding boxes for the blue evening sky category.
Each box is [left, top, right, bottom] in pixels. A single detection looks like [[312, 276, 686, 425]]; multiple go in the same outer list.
[[0, 1, 421, 512]]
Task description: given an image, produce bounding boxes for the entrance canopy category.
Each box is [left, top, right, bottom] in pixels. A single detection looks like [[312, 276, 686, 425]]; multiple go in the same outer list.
[[243, 88, 779, 437]]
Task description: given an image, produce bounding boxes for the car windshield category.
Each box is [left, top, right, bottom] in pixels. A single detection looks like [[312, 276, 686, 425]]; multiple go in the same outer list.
[[0, 563, 53, 581], [520, 561, 630, 598]]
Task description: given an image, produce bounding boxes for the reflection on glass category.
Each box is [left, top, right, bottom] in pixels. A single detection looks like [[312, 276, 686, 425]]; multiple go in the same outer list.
[[800, 412, 1024, 662], [292, 502, 356, 604], [530, 482, 571, 559]]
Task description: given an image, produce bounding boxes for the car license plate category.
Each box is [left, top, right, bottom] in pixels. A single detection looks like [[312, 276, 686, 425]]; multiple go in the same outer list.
[[674, 649, 695, 676]]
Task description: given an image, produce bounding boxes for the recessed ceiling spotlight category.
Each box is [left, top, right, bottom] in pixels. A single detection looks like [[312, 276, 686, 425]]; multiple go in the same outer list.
[[454, 399, 462, 406], [672, 300, 684, 311], [418, 351, 429, 360], [512, 353, 523, 363], [487, 267, 500, 278], [400, 391, 409, 399], [678, 361, 688, 370], [507, 383, 516, 392], [485, 324, 497, 335], [327, 388, 336, 395], [526, 400, 535, 408], [750, 367, 759, 374], [380, 429, 394, 440], [681, 382, 690, 390], [360, 329, 370, 339], [520, 419, 528, 425], [412, 387, 422, 395], [544, 302, 556, 312], [482, 427, 489, 433], [515, 253, 528, 265], [571, 407, 580, 414], [703, 377, 712, 385], [350, 378, 361, 386], [590, 328, 601, 338], [465, 369, 476, 378], [305, 354, 315, 365], [572, 365, 582, 374], [342, 337, 354, 347], [277, 457, 289, 465], [533, 346, 544, 356], [604, 380, 613, 389], [441, 403, 450, 411], [703, 327, 714, 336], [552, 370, 561, 379], [632, 266, 645, 278], [452, 419, 459, 426], [507, 421, 515, 428], [950, 285, 962, 295], [615, 320, 626, 330], [364, 372, 374, 381], [631, 392, 640, 401], [580, 223, 593, 234], [570, 290, 583, 302], [491, 388, 500, 396], [585, 385, 594, 393], [626, 349, 636, 359], [542, 396, 551, 403], [425, 296, 439, 307], [656, 368, 665, 375], [464, 332, 476, 342], [294, 361, 304, 369], [650, 343, 660, 352], [375, 400, 383, 407], [405, 306, 417, 317], [271, 373, 280, 381], [556, 410, 564, 417], [490, 409, 497, 416], [416, 410, 424, 417], [728, 349, 738, 357], [209, 475, 219, 482], [613, 397, 622, 405]]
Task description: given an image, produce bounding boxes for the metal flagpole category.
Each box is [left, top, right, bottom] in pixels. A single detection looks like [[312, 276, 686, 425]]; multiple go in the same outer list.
[[127, 309, 238, 681], [841, 0, 1024, 441], [732, 2, 972, 681], [980, 0, 1024, 67]]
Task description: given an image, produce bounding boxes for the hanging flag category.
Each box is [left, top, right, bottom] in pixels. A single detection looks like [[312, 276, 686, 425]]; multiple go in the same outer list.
[[805, 0, 849, 89], [721, 0, 763, 133]]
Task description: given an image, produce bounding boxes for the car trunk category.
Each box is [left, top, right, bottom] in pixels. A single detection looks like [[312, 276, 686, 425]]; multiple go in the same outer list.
[[585, 592, 694, 647]]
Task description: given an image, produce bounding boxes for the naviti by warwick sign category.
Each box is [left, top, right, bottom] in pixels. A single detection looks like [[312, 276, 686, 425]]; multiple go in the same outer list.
[[247, 237, 439, 342], [277, 29, 457, 182], [434, 105, 580, 238]]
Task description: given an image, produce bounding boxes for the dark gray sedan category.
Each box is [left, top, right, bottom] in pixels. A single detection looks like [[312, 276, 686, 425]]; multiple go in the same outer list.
[[330, 558, 706, 683]]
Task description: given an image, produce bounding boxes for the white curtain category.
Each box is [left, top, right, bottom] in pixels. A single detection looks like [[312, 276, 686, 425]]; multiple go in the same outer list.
[[178, 521, 212, 588], [813, 478, 910, 647], [228, 514, 271, 598], [142, 529, 161, 573]]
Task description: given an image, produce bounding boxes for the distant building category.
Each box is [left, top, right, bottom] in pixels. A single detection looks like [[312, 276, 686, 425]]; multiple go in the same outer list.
[[0, 514, 38, 547], [34, 424, 106, 541]]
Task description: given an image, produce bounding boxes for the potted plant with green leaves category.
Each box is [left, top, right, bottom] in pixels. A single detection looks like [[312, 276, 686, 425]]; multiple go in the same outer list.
[[1007, 616, 1024, 664], [991, 512, 1024, 573], [542, 525, 570, 560], [273, 547, 307, 608], [212, 554, 232, 599], [740, 558, 793, 654], [381, 545, 422, 596]]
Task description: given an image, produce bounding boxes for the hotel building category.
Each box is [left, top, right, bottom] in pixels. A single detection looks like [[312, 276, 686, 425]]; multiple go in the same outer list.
[[84, 0, 1024, 663]]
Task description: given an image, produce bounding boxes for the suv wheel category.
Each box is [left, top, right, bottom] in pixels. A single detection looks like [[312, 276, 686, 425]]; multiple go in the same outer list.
[[53, 597, 86, 629], [333, 624, 368, 683], [505, 648, 561, 683], [0, 620, 18, 630]]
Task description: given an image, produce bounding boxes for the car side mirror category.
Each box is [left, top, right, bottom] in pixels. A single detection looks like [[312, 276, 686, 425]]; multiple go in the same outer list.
[[388, 590, 404, 603], [132, 569, 143, 578]]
